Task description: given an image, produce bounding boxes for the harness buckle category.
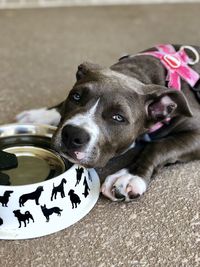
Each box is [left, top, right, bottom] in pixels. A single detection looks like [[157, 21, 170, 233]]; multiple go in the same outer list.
[[163, 54, 181, 69], [180, 45, 200, 65]]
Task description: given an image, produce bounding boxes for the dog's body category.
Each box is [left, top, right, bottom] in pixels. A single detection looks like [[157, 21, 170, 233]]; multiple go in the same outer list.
[[0, 190, 13, 207], [13, 210, 34, 228], [16, 45, 200, 202], [19, 186, 44, 207], [68, 189, 81, 208], [51, 178, 67, 201], [41, 204, 63, 222], [75, 166, 84, 186], [83, 176, 90, 198]]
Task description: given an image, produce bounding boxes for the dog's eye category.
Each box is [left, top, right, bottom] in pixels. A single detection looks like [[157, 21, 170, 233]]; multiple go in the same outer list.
[[112, 114, 125, 122], [71, 92, 81, 102]]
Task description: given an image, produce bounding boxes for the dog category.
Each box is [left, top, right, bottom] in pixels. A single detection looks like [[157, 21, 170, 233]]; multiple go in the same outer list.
[[19, 186, 43, 207], [0, 190, 13, 207], [51, 178, 67, 201], [41, 204, 63, 222], [68, 189, 81, 209], [16, 44, 200, 202], [13, 210, 34, 228], [75, 166, 84, 186]]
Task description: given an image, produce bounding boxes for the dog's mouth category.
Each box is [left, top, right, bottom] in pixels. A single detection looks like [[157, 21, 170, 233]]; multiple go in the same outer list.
[[52, 134, 101, 168], [57, 148, 97, 168]]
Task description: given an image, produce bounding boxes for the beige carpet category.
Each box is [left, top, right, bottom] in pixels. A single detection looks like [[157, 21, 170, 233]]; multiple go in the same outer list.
[[0, 4, 199, 266]]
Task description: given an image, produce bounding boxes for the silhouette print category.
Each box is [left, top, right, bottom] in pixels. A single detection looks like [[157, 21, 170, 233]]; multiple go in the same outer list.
[[75, 167, 84, 186], [51, 178, 67, 201], [68, 189, 81, 209], [19, 186, 43, 207], [0, 190, 13, 207], [88, 171, 92, 182], [41, 204, 63, 222], [0, 217, 3, 226], [13, 210, 34, 228], [82, 176, 90, 198]]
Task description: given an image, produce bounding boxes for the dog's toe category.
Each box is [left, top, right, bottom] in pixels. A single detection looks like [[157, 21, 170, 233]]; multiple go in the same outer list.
[[112, 186, 126, 201], [125, 176, 147, 201]]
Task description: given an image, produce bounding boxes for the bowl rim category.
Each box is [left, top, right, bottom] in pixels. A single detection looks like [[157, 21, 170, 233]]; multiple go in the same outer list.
[[0, 123, 82, 189], [0, 163, 87, 190], [0, 123, 57, 138]]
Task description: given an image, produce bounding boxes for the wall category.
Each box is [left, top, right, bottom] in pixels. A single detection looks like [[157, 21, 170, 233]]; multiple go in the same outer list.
[[0, 0, 200, 9]]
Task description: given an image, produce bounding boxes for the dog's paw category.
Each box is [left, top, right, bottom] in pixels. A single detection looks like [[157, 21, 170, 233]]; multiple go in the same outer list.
[[15, 108, 61, 126], [101, 168, 147, 202]]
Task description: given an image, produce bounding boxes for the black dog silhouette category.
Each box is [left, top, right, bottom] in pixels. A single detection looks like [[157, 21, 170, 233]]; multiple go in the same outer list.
[[0, 217, 3, 226], [41, 204, 63, 222], [82, 177, 90, 198], [68, 189, 81, 209], [75, 167, 84, 186], [13, 209, 34, 228], [0, 190, 13, 207], [19, 186, 43, 207], [51, 178, 67, 201]]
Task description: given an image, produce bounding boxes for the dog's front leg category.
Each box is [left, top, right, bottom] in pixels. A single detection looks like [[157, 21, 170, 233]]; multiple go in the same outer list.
[[101, 131, 200, 202], [15, 102, 64, 126]]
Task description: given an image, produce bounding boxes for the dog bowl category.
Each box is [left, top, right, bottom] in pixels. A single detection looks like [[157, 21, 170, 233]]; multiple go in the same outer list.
[[0, 124, 100, 239]]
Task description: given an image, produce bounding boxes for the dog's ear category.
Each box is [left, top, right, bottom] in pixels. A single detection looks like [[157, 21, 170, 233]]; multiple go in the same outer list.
[[76, 62, 103, 81], [145, 85, 193, 122]]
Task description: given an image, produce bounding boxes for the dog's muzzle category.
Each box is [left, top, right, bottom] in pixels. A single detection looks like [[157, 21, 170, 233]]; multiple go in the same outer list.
[[61, 124, 91, 151]]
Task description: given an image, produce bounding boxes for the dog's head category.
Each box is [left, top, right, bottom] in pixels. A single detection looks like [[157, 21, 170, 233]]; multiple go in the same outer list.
[[68, 189, 74, 195], [41, 204, 46, 210], [52, 62, 192, 168], [36, 186, 44, 192], [76, 167, 84, 174], [13, 210, 20, 216], [5, 190, 13, 196], [62, 178, 67, 184]]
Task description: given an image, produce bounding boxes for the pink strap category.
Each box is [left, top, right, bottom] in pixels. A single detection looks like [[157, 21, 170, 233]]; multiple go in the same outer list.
[[137, 44, 200, 133], [140, 44, 200, 90]]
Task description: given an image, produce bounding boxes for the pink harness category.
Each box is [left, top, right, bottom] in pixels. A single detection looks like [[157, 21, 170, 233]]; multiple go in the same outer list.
[[137, 44, 200, 133]]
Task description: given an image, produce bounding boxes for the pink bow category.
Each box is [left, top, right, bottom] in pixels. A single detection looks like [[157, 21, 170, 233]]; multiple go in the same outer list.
[[138, 44, 200, 134], [140, 44, 200, 90]]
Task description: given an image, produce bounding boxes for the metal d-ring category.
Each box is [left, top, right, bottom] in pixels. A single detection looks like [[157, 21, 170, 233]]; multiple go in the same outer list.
[[180, 45, 200, 65]]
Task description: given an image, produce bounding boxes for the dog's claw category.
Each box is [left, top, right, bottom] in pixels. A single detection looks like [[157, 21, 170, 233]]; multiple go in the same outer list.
[[100, 185, 118, 201], [112, 187, 126, 200]]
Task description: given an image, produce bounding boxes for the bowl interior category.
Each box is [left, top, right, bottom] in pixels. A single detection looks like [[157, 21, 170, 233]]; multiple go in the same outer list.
[[2, 146, 65, 186], [0, 124, 71, 186]]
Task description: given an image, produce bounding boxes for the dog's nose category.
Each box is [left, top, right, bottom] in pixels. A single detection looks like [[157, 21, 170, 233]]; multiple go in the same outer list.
[[62, 125, 90, 150]]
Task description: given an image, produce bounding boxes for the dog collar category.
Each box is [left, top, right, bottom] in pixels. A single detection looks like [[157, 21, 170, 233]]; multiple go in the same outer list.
[[138, 44, 200, 133]]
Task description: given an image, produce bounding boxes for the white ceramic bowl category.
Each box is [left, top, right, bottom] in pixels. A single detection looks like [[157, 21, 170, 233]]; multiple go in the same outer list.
[[0, 124, 100, 240]]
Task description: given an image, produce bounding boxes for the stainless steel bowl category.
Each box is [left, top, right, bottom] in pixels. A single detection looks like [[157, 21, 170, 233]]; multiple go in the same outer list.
[[0, 124, 100, 240], [0, 124, 68, 185]]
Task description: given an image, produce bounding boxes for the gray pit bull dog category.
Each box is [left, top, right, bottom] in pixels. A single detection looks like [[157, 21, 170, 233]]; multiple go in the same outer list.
[[16, 44, 200, 202]]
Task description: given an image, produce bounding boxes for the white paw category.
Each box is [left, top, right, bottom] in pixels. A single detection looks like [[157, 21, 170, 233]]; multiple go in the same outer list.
[[15, 108, 61, 126], [101, 168, 147, 202]]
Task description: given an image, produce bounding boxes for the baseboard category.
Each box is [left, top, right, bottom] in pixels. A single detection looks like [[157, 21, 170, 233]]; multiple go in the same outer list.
[[0, 0, 200, 9]]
